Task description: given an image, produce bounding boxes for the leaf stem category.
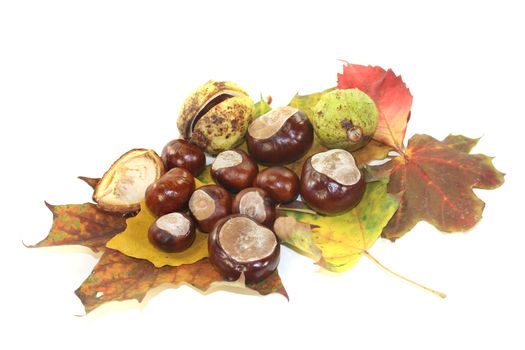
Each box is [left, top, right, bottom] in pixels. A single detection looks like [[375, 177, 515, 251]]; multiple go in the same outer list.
[[363, 250, 447, 299]]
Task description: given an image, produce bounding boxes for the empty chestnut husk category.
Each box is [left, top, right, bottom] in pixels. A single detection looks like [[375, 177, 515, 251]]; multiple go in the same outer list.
[[161, 139, 206, 177], [246, 106, 314, 165], [188, 184, 232, 233], [300, 149, 366, 215], [210, 149, 258, 193], [252, 166, 300, 203], [208, 215, 280, 283], [231, 187, 275, 228], [148, 212, 196, 252], [145, 167, 195, 217]]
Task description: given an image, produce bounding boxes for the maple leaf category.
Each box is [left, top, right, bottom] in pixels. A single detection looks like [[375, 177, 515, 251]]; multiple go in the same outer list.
[[75, 249, 288, 314], [276, 182, 399, 271], [337, 62, 413, 153], [29, 202, 127, 252], [381, 134, 505, 241]]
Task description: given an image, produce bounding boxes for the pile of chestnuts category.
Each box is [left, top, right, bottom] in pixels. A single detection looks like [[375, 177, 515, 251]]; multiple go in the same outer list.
[[93, 81, 369, 284]]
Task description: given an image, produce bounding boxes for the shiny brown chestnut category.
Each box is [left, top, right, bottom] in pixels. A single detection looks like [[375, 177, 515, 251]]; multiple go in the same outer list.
[[161, 139, 206, 177], [231, 187, 276, 228], [145, 167, 195, 217], [253, 166, 300, 203], [208, 214, 280, 283], [300, 149, 366, 215], [148, 212, 196, 252], [188, 184, 232, 233], [210, 149, 258, 193], [246, 106, 314, 165]]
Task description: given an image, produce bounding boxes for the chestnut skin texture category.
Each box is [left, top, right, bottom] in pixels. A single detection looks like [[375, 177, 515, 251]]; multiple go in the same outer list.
[[208, 214, 280, 283], [246, 109, 313, 165], [148, 213, 196, 252], [189, 184, 232, 233], [253, 166, 300, 203], [210, 149, 258, 193], [161, 139, 206, 177], [300, 156, 366, 215], [145, 167, 195, 217], [231, 187, 276, 228]]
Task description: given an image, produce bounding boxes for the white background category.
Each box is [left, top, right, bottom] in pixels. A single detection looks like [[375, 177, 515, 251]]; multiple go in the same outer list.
[[1, 1, 523, 349]]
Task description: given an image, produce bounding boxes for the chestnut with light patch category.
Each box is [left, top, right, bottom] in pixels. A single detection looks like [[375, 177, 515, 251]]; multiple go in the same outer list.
[[301, 149, 366, 215], [208, 215, 280, 283], [210, 149, 258, 193], [189, 185, 232, 233], [148, 212, 196, 253], [246, 106, 314, 165], [232, 187, 276, 228]]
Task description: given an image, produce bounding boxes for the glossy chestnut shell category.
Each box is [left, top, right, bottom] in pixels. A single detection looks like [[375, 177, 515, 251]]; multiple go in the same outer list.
[[208, 215, 280, 283], [231, 187, 276, 228], [189, 184, 232, 233], [300, 149, 366, 215], [145, 167, 195, 217], [210, 149, 258, 193], [148, 212, 196, 252], [161, 139, 206, 177], [246, 106, 313, 165], [253, 166, 300, 203]]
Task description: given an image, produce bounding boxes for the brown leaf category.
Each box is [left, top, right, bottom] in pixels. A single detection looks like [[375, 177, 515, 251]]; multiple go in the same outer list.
[[382, 134, 505, 241], [30, 203, 127, 252], [75, 249, 288, 313], [78, 176, 100, 190]]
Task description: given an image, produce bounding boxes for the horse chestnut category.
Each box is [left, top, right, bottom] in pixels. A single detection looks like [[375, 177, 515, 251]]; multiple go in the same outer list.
[[231, 187, 275, 228], [189, 185, 232, 233], [145, 167, 195, 217], [210, 149, 258, 193], [161, 139, 206, 177], [148, 212, 196, 252], [252, 166, 299, 203]]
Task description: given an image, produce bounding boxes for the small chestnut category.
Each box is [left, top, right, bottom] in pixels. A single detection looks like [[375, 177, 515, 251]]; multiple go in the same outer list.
[[231, 187, 275, 228], [188, 184, 232, 233], [210, 149, 258, 193], [145, 167, 195, 217], [252, 166, 300, 203], [148, 212, 196, 252], [300, 149, 366, 215], [246, 106, 314, 165], [208, 215, 280, 283], [161, 139, 206, 177]]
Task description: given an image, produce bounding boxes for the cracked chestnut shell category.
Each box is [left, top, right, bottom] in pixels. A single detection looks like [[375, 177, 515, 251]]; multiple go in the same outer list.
[[161, 139, 205, 177], [246, 106, 313, 165], [148, 212, 196, 252], [252, 166, 299, 204], [93, 149, 164, 213], [177, 81, 255, 155], [231, 187, 276, 228], [300, 149, 366, 215], [208, 215, 280, 283], [145, 167, 195, 217], [189, 184, 232, 233], [210, 149, 258, 193]]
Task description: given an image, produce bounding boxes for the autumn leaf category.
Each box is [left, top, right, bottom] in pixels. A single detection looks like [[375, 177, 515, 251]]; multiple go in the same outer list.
[[75, 249, 288, 314], [337, 62, 413, 152], [106, 202, 209, 267], [253, 95, 272, 118], [29, 202, 127, 252], [277, 182, 399, 272], [288, 88, 334, 121], [382, 134, 505, 241]]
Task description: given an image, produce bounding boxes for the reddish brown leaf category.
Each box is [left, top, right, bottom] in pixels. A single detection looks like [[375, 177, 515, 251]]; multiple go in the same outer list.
[[337, 62, 412, 152], [382, 134, 504, 241], [30, 203, 127, 252], [75, 249, 288, 313]]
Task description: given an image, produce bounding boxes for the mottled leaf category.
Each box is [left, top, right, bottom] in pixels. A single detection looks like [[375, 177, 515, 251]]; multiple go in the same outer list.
[[288, 88, 334, 121], [353, 140, 393, 167], [30, 203, 127, 252], [277, 182, 399, 271], [75, 249, 287, 313], [382, 134, 505, 241], [106, 202, 208, 267], [337, 62, 413, 152]]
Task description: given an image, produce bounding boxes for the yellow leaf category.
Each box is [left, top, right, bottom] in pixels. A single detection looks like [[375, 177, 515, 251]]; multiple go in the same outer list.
[[106, 201, 208, 268]]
